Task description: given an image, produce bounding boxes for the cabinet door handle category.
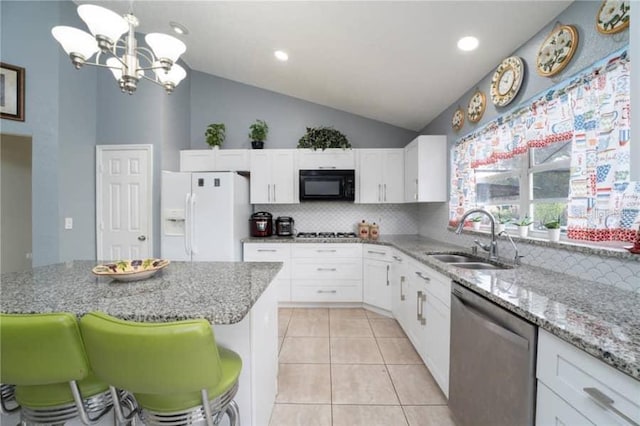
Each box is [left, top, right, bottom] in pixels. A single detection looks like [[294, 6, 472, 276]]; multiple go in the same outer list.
[[257, 249, 277, 252], [416, 290, 422, 321], [420, 292, 427, 325], [267, 184, 271, 202], [415, 271, 431, 282], [384, 184, 387, 202], [317, 268, 337, 272], [378, 184, 382, 202], [316, 249, 337, 253], [400, 276, 405, 301], [273, 184, 276, 202], [392, 255, 403, 262], [367, 250, 386, 255], [317, 290, 337, 294], [318, 166, 336, 169], [414, 179, 418, 201], [583, 387, 639, 426], [386, 264, 390, 286]]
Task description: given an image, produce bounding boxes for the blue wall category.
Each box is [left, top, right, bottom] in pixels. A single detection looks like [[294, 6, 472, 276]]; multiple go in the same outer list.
[[418, 0, 630, 238], [190, 71, 417, 149], [0, 0, 415, 266]]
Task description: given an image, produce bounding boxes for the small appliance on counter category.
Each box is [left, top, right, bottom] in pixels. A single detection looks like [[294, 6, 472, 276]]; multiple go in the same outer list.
[[249, 211, 273, 237], [275, 216, 295, 236]]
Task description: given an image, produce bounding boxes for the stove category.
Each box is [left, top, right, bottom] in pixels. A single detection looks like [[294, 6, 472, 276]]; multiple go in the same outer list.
[[296, 232, 358, 239]]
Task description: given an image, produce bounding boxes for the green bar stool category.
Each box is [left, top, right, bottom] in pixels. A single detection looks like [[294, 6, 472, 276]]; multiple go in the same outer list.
[[80, 312, 243, 426], [0, 313, 113, 425]]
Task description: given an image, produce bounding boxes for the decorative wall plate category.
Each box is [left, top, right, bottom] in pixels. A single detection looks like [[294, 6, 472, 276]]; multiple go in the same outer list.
[[596, 0, 630, 34], [490, 56, 525, 107], [467, 91, 486, 123], [452, 107, 465, 131], [536, 24, 579, 77]]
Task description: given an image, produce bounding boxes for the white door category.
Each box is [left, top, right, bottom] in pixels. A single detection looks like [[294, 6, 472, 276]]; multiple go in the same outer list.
[[96, 145, 153, 260]]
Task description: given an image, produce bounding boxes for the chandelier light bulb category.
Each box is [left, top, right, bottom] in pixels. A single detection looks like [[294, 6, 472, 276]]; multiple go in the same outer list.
[[78, 4, 128, 49], [145, 33, 187, 65], [51, 26, 99, 68], [274, 50, 289, 61]]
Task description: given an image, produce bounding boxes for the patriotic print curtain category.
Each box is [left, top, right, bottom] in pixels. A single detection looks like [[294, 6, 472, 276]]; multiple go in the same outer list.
[[450, 48, 636, 243]]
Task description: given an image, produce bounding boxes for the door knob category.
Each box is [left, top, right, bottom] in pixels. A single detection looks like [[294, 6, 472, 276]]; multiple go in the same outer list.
[[138, 235, 146, 241]]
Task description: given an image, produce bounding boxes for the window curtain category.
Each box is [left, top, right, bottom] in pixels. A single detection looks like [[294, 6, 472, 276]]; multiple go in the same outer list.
[[449, 47, 636, 243]]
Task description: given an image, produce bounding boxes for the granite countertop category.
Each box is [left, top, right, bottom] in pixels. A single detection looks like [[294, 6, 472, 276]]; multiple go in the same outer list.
[[244, 234, 640, 380], [0, 260, 282, 324]]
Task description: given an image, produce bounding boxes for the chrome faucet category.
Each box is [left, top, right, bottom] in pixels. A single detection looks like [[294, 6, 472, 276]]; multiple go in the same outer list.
[[455, 208, 498, 260], [499, 230, 524, 266]]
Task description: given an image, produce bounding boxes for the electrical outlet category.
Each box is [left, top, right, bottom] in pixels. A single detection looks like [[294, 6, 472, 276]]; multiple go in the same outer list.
[[64, 217, 73, 230]]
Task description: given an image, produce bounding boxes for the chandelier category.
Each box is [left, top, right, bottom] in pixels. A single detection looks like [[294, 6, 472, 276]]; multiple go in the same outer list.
[[52, 4, 187, 95]]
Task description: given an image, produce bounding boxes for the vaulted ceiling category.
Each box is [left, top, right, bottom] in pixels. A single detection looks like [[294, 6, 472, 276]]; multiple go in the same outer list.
[[76, 1, 572, 131]]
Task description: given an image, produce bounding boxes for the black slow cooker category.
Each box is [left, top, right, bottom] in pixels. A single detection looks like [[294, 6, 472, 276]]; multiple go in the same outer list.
[[249, 212, 273, 237]]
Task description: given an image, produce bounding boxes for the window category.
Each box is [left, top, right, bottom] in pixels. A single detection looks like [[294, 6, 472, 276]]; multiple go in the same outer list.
[[449, 47, 633, 244]]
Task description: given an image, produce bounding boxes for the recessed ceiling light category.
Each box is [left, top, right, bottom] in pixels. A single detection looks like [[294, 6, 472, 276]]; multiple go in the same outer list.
[[274, 50, 289, 62], [170, 21, 188, 35], [457, 36, 479, 52]]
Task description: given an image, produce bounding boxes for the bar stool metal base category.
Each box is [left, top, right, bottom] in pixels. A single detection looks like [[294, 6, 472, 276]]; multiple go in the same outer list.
[[19, 389, 112, 425], [140, 382, 240, 426]]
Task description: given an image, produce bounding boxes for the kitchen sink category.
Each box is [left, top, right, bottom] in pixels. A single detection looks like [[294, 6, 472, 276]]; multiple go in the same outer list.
[[451, 262, 512, 270], [429, 254, 483, 263]]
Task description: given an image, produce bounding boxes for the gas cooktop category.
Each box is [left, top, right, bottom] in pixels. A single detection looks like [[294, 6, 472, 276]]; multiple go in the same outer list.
[[296, 232, 358, 239]]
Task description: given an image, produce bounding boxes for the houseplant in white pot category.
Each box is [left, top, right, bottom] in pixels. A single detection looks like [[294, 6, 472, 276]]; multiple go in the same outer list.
[[544, 217, 561, 242], [495, 209, 511, 234], [469, 216, 482, 231], [513, 215, 533, 238], [249, 119, 268, 149], [205, 123, 225, 149]]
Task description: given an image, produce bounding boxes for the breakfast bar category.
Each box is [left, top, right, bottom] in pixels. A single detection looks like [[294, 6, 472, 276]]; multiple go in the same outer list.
[[0, 260, 283, 426]]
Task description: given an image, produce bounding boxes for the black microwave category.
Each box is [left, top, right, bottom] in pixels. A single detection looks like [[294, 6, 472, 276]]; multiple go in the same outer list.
[[299, 169, 355, 201]]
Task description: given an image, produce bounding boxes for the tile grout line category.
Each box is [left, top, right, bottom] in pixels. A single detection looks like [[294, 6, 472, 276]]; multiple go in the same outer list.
[[328, 310, 334, 426], [370, 315, 412, 426]]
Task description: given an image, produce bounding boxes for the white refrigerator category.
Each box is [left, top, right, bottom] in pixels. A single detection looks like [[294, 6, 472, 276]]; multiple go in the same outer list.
[[161, 171, 251, 261]]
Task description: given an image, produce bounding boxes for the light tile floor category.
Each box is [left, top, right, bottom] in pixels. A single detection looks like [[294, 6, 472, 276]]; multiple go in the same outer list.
[[270, 307, 457, 426]]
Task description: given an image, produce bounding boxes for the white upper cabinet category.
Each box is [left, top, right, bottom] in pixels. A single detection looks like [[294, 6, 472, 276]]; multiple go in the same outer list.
[[250, 150, 296, 204], [357, 149, 404, 203], [180, 149, 250, 172], [296, 149, 355, 170], [404, 135, 447, 202]]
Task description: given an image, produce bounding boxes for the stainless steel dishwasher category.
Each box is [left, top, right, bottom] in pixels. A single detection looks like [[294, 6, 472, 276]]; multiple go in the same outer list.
[[449, 282, 537, 426]]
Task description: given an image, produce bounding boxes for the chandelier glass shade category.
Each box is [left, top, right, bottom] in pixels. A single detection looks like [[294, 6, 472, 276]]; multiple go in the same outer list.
[[52, 4, 187, 94]]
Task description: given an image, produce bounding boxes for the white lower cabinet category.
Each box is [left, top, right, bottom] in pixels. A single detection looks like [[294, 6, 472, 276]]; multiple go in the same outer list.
[[536, 329, 640, 426], [243, 243, 291, 302], [291, 244, 363, 302], [363, 244, 393, 311], [400, 258, 451, 398]]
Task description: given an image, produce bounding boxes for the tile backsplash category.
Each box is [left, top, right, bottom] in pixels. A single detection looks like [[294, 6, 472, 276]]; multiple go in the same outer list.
[[418, 203, 640, 293], [254, 203, 419, 235]]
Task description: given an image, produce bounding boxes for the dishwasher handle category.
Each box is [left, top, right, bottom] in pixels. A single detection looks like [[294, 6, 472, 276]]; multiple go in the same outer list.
[[453, 292, 529, 350]]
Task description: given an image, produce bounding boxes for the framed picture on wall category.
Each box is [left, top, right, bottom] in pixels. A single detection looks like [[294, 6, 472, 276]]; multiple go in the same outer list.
[[0, 62, 25, 122]]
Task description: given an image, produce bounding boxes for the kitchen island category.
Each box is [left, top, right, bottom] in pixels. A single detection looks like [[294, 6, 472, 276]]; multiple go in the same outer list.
[[0, 260, 283, 426]]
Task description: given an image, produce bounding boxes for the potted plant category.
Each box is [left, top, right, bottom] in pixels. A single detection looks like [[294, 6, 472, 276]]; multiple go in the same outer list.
[[513, 215, 533, 238], [469, 216, 482, 231], [249, 119, 268, 149], [495, 209, 511, 234], [205, 123, 225, 149], [297, 126, 351, 151], [544, 216, 561, 242]]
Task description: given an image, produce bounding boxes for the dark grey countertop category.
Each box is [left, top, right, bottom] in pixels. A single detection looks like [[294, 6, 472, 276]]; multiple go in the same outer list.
[[245, 235, 640, 380], [0, 260, 282, 324]]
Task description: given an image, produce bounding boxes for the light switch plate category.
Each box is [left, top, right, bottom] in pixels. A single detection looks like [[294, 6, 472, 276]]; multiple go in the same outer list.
[[64, 217, 73, 230]]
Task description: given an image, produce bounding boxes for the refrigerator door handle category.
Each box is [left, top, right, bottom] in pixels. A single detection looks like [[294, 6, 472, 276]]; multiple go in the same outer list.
[[184, 193, 191, 255], [190, 193, 197, 255]]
